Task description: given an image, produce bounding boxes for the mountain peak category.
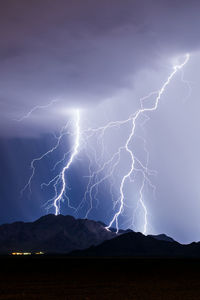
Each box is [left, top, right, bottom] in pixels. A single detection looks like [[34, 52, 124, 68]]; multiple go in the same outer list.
[[149, 234, 175, 243], [0, 214, 115, 254]]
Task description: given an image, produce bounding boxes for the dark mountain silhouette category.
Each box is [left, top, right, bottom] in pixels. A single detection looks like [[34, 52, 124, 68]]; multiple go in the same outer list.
[[1, 214, 200, 257], [70, 231, 200, 257], [149, 234, 175, 242], [0, 214, 116, 254]]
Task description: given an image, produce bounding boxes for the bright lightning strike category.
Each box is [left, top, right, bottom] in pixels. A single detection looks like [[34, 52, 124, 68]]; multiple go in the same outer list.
[[21, 53, 190, 237], [20, 109, 80, 217], [53, 110, 80, 215], [106, 53, 190, 233]]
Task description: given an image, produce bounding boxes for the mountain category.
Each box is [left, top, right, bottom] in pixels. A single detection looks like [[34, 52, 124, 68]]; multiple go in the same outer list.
[[0, 214, 116, 254], [149, 234, 175, 243], [70, 231, 200, 257], [1, 214, 199, 257]]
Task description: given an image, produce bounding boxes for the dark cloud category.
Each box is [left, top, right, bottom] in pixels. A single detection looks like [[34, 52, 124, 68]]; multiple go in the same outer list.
[[0, 0, 200, 135]]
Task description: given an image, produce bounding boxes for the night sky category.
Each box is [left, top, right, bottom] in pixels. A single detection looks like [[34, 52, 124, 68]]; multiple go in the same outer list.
[[1, 0, 200, 243]]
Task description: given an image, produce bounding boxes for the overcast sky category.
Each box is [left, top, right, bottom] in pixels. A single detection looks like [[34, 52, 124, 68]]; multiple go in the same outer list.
[[1, 0, 200, 134]]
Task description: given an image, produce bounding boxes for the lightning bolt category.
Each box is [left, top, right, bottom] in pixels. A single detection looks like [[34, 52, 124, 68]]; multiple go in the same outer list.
[[53, 110, 80, 215], [20, 120, 72, 196], [106, 53, 190, 233], [15, 99, 57, 122]]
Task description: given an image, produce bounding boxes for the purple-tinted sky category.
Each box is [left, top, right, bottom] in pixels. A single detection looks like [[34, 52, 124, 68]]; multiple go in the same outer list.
[[1, 0, 200, 243], [1, 0, 200, 135]]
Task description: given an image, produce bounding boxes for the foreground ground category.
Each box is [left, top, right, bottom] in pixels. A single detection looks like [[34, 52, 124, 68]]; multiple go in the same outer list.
[[0, 256, 200, 299]]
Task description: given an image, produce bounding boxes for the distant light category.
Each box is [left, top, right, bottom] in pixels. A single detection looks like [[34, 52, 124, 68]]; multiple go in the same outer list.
[[11, 251, 45, 255], [11, 252, 31, 255]]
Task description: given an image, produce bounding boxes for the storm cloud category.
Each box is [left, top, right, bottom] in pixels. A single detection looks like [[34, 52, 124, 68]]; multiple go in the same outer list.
[[1, 0, 200, 135]]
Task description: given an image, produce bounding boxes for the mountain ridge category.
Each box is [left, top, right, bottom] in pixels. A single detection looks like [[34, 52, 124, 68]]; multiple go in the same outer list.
[[0, 214, 116, 254], [70, 231, 200, 257], [0, 214, 199, 257]]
